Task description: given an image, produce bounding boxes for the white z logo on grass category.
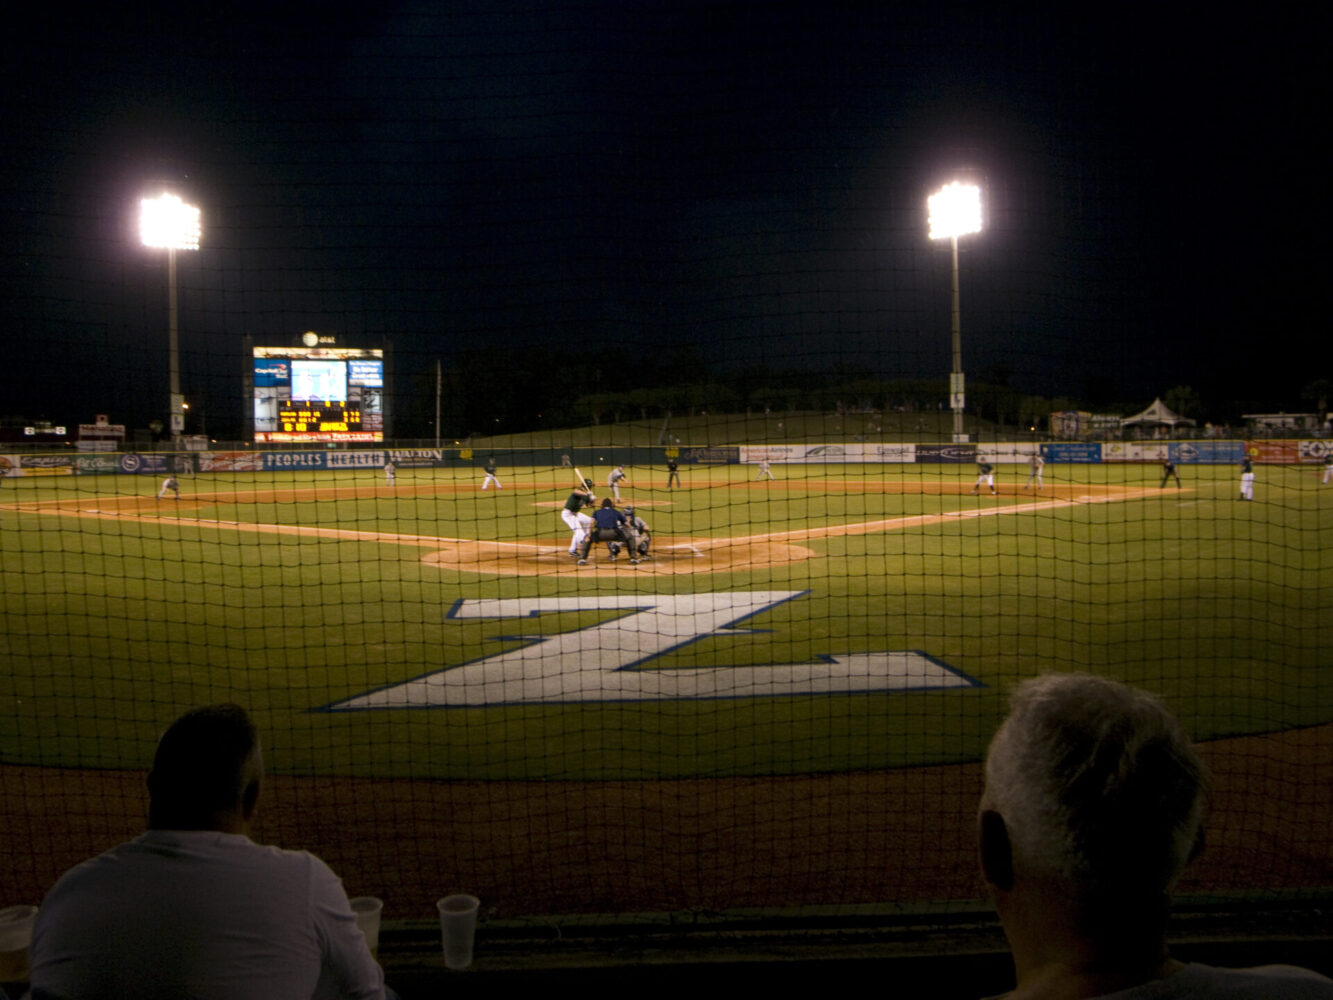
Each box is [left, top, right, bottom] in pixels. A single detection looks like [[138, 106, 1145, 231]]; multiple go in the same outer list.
[[328, 591, 978, 709]]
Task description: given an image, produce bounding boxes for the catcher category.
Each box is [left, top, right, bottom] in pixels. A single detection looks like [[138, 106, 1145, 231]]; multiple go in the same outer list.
[[577, 498, 640, 565]]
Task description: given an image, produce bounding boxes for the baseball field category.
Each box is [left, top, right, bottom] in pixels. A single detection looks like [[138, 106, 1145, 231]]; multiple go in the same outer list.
[[2, 458, 1331, 917]]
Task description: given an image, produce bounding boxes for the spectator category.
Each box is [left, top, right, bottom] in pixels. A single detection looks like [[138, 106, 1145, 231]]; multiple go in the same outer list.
[[31, 704, 389, 1000], [978, 674, 1332, 999]]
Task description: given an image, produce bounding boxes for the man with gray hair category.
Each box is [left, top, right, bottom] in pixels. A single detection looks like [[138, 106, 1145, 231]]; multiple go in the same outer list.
[[31, 704, 388, 1000], [979, 673, 1331, 999]]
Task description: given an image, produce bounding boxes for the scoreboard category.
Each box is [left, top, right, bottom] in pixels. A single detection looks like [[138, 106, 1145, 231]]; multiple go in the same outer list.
[[252, 343, 385, 443]]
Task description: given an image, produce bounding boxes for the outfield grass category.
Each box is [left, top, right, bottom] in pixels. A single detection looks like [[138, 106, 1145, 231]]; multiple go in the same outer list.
[[2, 460, 1330, 782]]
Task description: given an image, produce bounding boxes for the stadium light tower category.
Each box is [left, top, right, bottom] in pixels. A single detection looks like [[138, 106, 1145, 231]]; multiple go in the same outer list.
[[928, 180, 982, 443], [140, 192, 201, 449]]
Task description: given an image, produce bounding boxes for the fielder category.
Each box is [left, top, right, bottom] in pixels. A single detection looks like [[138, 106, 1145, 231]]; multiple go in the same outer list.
[[481, 456, 502, 490], [1240, 456, 1255, 500], [607, 465, 628, 500], [970, 461, 997, 496], [1160, 459, 1181, 487], [384, 459, 396, 484], [156, 476, 180, 500], [1023, 452, 1044, 490], [755, 458, 776, 481], [1323, 454, 1332, 485], [561, 480, 596, 557]]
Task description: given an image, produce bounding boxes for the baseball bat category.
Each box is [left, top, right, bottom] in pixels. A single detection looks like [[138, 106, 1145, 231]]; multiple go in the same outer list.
[[573, 467, 590, 493]]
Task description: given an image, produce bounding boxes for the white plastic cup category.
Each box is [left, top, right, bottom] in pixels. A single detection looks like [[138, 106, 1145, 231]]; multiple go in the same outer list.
[[436, 894, 479, 970], [348, 896, 383, 959], [0, 905, 38, 984]]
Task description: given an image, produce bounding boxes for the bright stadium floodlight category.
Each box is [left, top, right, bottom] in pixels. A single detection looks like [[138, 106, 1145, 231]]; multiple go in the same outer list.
[[139, 193, 201, 449], [928, 181, 983, 443]]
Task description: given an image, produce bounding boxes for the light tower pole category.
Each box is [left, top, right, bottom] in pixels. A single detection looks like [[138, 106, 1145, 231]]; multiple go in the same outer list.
[[140, 193, 201, 449], [928, 181, 982, 443]]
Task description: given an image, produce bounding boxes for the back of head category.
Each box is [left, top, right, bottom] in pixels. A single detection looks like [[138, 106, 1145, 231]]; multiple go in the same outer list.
[[148, 703, 261, 830], [983, 674, 1206, 901], [601, 497, 613, 508]]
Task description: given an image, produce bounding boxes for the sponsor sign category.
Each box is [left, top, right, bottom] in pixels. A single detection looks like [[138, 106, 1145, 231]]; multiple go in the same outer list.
[[1245, 440, 1299, 465], [1298, 439, 1332, 462], [199, 452, 265, 473], [78, 423, 126, 439], [977, 443, 1039, 463], [388, 449, 444, 467], [1043, 443, 1102, 463], [261, 451, 327, 470], [873, 444, 916, 463], [75, 440, 117, 452], [1170, 441, 1245, 464], [1102, 442, 1157, 462], [20, 455, 75, 474], [681, 446, 739, 465], [327, 450, 386, 468], [0, 455, 17, 476], [915, 444, 978, 463], [118, 453, 169, 475], [74, 454, 122, 475]]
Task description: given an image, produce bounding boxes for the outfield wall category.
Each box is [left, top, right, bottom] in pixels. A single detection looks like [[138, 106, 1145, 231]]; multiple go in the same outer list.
[[1, 439, 1330, 477]]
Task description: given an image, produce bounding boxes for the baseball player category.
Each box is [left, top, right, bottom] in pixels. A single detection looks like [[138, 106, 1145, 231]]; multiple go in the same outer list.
[[1023, 452, 1045, 490], [607, 465, 628, 500], [156, 475, 180, 500], [666, 457, 681, 490], [623, 506, 652, 559], [970, 460, 997, 496], [1322, 454, 1332, 485], [561, 480, 596, 556], [1160, 459, 1181, 488], [384, 459, 396, 485], [1240, 456, 1255, 500], [481, 456, 502, 490], [755, 458, 776, 481], [576, 497, 640, 564]]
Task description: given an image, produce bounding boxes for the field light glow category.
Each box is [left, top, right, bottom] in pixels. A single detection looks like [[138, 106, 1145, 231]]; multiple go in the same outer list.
[[928, 182, 983, 240], [139, 193, 201, 250]]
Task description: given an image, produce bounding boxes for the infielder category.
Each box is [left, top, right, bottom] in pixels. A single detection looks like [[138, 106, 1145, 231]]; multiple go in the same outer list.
[[1023, 452, 1044, 490], [607, 465, 628, 500], [1240, 456, 1255, 500], [561, 481, 596, 556], [481, 456, 502, 490], [384, 459, 396, 485], [1160, 459, 1181, 487], [970, 461, 997, 496], [755, 458, 776, 481], [1323, 454, 1332, 485], [156, 476, 180, 500]]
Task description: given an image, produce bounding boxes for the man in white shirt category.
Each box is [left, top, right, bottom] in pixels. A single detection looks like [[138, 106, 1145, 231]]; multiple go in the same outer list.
[[978, 674, 1331, 999], [31, 704, 388, 1000]]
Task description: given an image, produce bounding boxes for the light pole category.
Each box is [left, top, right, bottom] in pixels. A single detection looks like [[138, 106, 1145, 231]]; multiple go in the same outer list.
[[140, 193, 201, 449], [928, 181, 982, 443]]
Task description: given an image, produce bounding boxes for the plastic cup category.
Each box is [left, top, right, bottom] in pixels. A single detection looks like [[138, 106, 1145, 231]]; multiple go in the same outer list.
[[0, 905, 38, 984], [348, 897, 383, 959], [436, 894, 479, 970]]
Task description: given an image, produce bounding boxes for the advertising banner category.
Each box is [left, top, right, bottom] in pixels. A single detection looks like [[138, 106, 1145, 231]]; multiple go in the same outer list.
[[117, 453, 170, 475], [915, 444, 978, 463], [1298, 439, 1333, 462], [1169, 441, 1245, 464], [327, 450, 386, 469], [388, 449, 445, 468], [681, 446, 739, 464], [1102, 442, 1162, 462], [1245, 440, 1299, 465], [74, 454, 122, 475], [0, 455, 19, 477], [260, 451, 327, 471], [1043, 443, 1102, 463], [977, 443, 1039, 463], [872, 444, 916, 463], [199, 451, 265, 473]]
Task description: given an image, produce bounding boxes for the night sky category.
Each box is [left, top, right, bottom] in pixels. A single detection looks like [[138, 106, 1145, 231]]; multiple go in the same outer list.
[[1, 3, 1325, 438]]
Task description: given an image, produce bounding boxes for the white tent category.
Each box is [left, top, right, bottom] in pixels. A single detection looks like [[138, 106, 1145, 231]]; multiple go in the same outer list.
[[1121, 398, 1195, 432]]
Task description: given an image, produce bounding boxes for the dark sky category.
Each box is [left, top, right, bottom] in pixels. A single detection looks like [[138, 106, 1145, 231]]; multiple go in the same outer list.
[[1, 3, 1326, 436]]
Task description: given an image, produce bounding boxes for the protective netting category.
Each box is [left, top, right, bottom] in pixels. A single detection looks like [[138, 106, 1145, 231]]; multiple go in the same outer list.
[[1, 6, 1329, 924]]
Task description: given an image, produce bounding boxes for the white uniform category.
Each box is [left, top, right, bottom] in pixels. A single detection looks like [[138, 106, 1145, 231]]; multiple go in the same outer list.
[[1240, 459, 1255, 500], [561, 491, 594, 555], [756, 459, 775, 481], [481, 459, 501, 490], [157, 477, 180, 500], [607, 466, 627, 499], [1024, 454, 1044, 490], [1323, 457, 1332, 485], [384, 461, 395, 484]]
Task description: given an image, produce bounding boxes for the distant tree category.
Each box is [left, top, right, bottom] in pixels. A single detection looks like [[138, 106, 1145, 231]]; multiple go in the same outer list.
[[1163, 385, 1202, 420]]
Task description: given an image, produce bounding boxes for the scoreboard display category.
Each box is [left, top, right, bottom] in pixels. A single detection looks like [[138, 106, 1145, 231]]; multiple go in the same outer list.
[[252, 343, 385, 443]]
